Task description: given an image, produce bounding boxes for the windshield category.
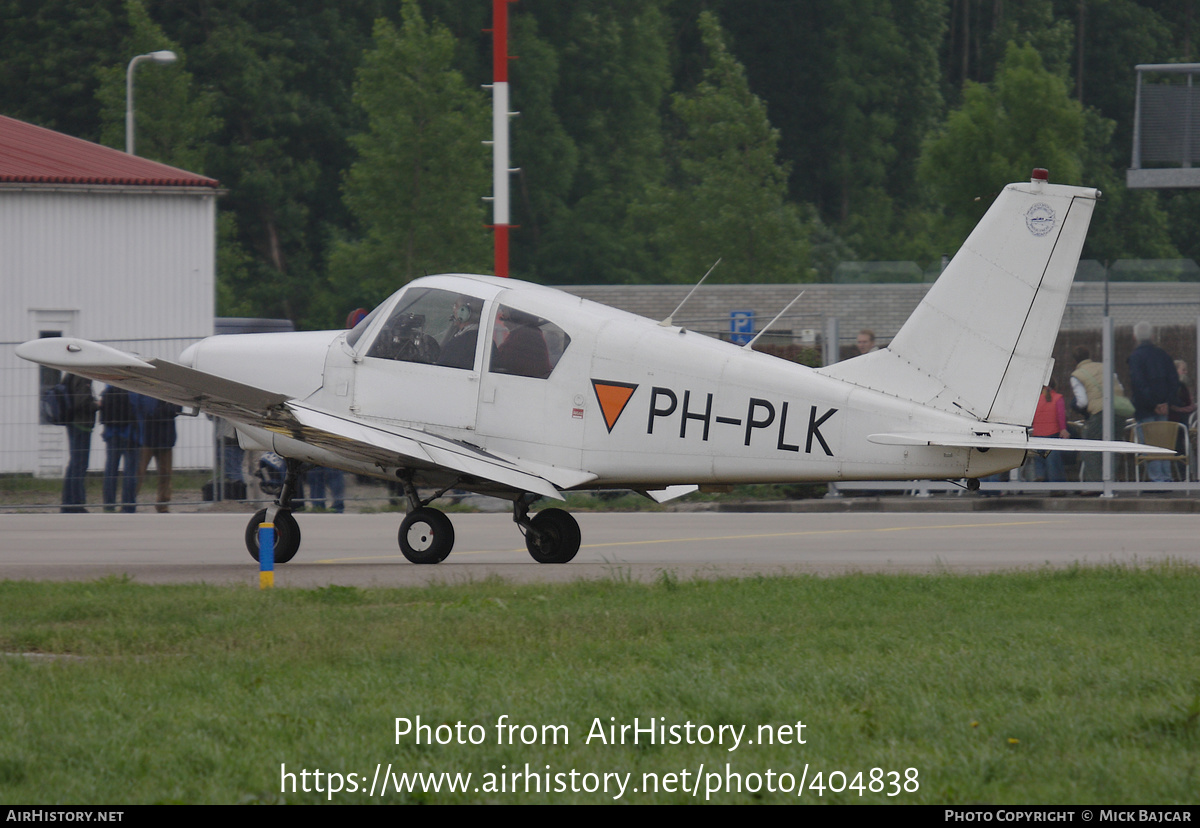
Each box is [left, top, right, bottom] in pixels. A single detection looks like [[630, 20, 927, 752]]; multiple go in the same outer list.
[[365, 287, 484, 371]]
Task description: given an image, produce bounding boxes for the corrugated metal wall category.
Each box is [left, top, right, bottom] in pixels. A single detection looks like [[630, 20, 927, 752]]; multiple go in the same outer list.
[[0, 187, 216, 475]]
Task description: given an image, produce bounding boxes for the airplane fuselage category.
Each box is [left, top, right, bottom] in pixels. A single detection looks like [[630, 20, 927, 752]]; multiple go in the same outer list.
[[181, 273, 1024, 491]]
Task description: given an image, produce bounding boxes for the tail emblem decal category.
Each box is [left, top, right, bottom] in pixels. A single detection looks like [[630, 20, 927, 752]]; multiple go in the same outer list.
[[1025, 203, 1056, 236]]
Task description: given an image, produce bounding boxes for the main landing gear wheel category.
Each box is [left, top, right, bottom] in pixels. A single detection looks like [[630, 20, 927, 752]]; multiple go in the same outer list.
[[526, 508, 581, 564], [244, 508, 301, 564], [399, 507, 455, 564]]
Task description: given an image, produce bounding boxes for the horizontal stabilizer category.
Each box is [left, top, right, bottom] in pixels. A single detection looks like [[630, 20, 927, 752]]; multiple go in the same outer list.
[[869, 432, 1174, 455]]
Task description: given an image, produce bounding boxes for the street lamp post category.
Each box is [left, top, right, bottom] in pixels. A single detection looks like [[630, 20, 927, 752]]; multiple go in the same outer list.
[[125, 50, 177, 155]]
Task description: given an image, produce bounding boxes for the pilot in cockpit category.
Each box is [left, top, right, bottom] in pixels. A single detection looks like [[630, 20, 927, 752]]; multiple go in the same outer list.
[[437, 295, 482, 369]]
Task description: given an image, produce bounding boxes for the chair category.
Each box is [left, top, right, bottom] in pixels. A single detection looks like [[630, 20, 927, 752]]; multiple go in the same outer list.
[[1190, 411, 1198, 482], [1125, 421, 1190, 482]]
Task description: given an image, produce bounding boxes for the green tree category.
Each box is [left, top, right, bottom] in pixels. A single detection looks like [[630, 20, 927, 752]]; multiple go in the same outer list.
[[213, 212, 258, 319], [506, 12, 579, 281], [524, 0, 672, 284], [631, 12, 813, 284], [1061, 0, 1172, 142], [196, 15, 326, 325], [920, 42, 1086, 246], [94, 1, 219, 171], [0, 0, 125, 140], [148, 1, 387, 327], [328, 1, 490, 310], [943, 0, 1075, 95], [716, 1, 945, 220], [94, 2, 268, 322], [1077, 106, 1178, 263]]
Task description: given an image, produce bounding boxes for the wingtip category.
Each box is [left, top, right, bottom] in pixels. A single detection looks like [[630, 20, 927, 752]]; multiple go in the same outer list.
[[16, 337, 154, 370]]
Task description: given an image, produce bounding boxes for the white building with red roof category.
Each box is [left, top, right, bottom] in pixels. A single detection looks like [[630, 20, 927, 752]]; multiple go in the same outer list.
[[1, 114, 218, 478]]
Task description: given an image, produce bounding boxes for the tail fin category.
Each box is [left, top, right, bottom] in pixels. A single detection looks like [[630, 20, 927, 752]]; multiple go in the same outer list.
[[818, 173, 1099, 426]]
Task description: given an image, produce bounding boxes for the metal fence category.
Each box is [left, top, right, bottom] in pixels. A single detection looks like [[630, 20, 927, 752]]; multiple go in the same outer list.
[[831, 312, 1200, 498]]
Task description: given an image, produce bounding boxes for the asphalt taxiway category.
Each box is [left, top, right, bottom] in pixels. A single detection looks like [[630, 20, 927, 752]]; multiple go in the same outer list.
[[0, 511, 1193, 587]]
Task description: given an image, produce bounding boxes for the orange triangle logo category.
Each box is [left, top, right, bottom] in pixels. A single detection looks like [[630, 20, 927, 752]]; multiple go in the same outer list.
[[591, 380, 638, 433]]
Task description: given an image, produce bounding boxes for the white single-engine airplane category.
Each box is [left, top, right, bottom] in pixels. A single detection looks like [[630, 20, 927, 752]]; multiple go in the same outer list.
[[18, 171, 1168, 564]]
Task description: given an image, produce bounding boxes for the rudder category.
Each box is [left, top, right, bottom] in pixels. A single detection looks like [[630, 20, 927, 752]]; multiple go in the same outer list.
[[818, 172, 1099, 427]]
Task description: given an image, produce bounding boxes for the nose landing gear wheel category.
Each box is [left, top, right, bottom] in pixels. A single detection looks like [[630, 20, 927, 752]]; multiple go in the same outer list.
[[399, 507, 455, 564], [526, 508, 581, 564], [244, 508, 301, 564]]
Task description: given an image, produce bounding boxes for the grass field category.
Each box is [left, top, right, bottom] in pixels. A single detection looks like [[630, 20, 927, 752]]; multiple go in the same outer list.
[[1, 566, 1198, 804]]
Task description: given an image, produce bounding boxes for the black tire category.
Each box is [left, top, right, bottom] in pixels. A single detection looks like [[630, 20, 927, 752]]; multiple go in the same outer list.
[[526, 508, 581, 564], [399, 507, 455, 564], [245, 508, 301, 564]]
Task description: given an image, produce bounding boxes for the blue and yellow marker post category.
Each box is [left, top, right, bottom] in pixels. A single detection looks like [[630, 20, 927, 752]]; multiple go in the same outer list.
[[258, 520, 275, 589]]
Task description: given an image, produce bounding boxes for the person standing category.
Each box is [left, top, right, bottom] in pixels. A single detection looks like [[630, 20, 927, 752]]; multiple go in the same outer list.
[[1031, 382, 1068, 482], [1070, 347, 1125, 482], [1128, 322, 1180, 482], [100, 384, 138, 513], [131, 393, 182, 513], [60, 373, 96, 513], [1170, 360, 1196, 428], [1170, 360, 1197, 468], [214, 417, 246, 500], [308, 467, 345, 513]]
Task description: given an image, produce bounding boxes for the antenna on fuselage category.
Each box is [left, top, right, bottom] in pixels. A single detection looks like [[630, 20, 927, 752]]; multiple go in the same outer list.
[[659, 258, 721, 327], [742, 289, 806, 350]]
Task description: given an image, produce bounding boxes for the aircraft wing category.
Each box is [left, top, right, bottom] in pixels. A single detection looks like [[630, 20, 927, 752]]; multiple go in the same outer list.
[[15, 337, 292, 421], [868, 432, 1174, 455], [282, 404, 593, 500], [15, 337, 592, 500]]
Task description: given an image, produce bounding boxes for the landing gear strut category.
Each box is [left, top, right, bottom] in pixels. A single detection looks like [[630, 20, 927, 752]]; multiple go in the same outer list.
[[240, 464, 586, 566], [244, 458, 303, 564], [515, 496, 581, 564]]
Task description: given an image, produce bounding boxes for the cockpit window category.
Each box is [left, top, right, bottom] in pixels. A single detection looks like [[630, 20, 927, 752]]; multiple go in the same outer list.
[[489, 305, 571, 379], [366, 287, 483, 370]]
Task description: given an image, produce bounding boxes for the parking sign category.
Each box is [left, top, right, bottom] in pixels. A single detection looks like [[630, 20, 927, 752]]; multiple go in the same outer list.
[[730, 310, 755, 345]]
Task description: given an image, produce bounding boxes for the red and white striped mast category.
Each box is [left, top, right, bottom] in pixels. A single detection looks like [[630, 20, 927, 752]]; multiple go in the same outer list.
[[487, 0, 517, 277]]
